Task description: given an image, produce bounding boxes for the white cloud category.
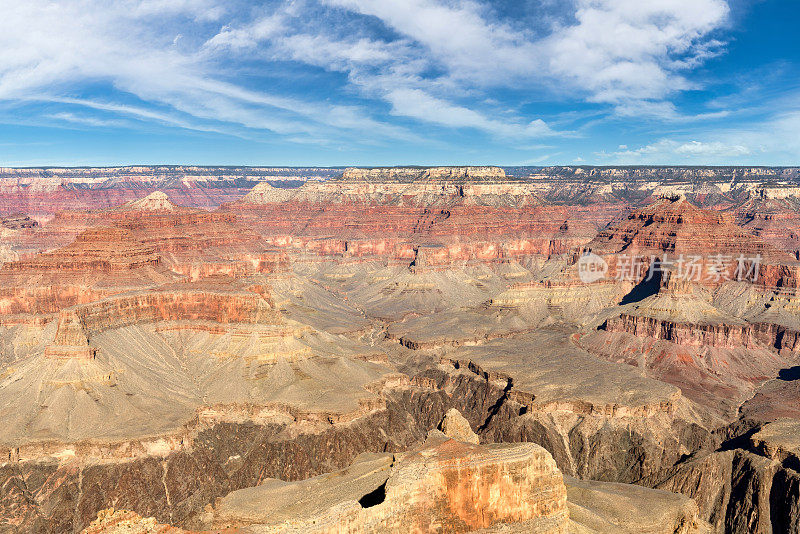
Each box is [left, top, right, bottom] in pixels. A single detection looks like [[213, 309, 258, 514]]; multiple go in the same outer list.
[[386, 88, 554, 137], [323, 0, 537, 83], [674, 140, 750, 156], [46, 112, 128, 128], [543, 0, 729, 105], [602, 106, 800, 164], [323, 0, 730, 110], [0, 0, 418, 144], [0, 0, 734, 146], [602, 138, 751, 163]]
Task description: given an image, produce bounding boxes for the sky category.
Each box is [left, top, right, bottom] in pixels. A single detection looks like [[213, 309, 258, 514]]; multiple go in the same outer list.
[[0, 0, 798, 167]]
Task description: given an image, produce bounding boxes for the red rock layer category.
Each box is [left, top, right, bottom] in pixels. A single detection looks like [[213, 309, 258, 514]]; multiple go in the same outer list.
[[584, 196, 800, 287], [22, 193, 291, 279], [0, 214, 37, 229], [604, 312, 800, 352], [3, 227, 159, 273], [0, 186, 251, 219], [227, 200, 600, 263], [0, 286, 106, 315], [66, 286, 279, 336], [83, 508, 193, 534], [733, 197, 800, 257]]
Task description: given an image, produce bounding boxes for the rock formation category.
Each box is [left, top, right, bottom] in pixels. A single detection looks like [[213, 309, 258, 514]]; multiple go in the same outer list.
[[583, 196, 799, 287], [83, 509, 190, 534], [438, 407, 480, 444], [733, 195, 800, 257], [204, 430, 570, 533], [5, 226, 160, 273], [341, 166, 508, 181]]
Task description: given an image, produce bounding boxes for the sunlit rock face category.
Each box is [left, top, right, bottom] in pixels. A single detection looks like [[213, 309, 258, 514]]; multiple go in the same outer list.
[[341, 165, 508, 181], [204, 430, 570, 533], [226, 168, 600, 269]]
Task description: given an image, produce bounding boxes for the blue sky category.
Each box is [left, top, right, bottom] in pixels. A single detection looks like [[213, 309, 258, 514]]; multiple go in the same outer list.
[[0, 0, 798, 166]]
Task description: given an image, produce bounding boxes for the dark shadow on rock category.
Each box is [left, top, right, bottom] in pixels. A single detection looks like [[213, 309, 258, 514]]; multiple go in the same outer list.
[[358, 481, 387, 508], [718, 426, 761, 453], [770, 469, 800, 534], [619, 268, 661, 305], [778, 366, 800, 381]]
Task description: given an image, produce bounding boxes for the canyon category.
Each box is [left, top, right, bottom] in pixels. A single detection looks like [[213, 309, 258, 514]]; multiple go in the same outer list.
[[1, 166, 800, 533]]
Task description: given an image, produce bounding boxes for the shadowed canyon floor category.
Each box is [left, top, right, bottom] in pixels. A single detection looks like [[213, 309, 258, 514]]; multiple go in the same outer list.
[[1, 166, 800, 533]]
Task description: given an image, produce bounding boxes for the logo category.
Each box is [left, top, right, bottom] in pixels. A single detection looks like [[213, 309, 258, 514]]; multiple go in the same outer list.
[[577, 252, 608, 283]]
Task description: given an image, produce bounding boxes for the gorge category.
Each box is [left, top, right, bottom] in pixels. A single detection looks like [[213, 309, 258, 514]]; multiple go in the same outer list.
[[1, 166, 800, 533]]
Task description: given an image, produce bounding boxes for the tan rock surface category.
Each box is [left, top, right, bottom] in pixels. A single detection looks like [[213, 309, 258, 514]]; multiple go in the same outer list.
[[439, 408, 480, 444], [82, 509, 193, 533], [205, 428, 569, 533], [565, 476, 711, 533]]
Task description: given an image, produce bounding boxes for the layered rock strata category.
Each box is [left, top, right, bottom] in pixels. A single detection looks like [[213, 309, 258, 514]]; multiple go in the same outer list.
[[583, 196, 799, 288]]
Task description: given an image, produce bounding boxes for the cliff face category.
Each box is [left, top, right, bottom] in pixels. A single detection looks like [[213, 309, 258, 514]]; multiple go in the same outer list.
[[647, 420, 800, 534], [734, 196, 800, 257], [3, 227, 160, 273], [0, 214, 37, 229], [586, 195, 786, 258], [340, 166, 507, 182], [9, 191, 291, 283], [0, 227, 178, 314], [604, 312, 800, 353], [238, 177, 539, 207], [82, 411, 711, 534], [0, 166, 337, 217], [57, 287, 279, 337], [605, 314, 751, 347], [228, 178, 597, 266], [3, 164, 800, 219]]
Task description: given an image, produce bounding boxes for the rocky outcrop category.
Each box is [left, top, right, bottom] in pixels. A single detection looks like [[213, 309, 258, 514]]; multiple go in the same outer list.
[[13, 192, 291, 283], [605, 312, 800, 353], [0, 214, 37, 229], [80, 411, 712, 534], [238, 174, 541, 208], [0, 166, 336, 217], [121, 191, 176, 211], [0, 352, 712, 533], [598, 273, 800, 355], [748, 186, 800, 200], [82, 509, 190, 533], [648, 438, 800, 534], [564, 476, 710, 534], [583, 196, 798, 287], [205, 428, 569, 533], [66, 287, 278, 336], [438, 408, 480, 444], [0, 227, 176, 314], [733, 196, 800, 256], [229, 183, 595, 265], [604, 314, 750, 348], [3, 227, 160, 273]]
